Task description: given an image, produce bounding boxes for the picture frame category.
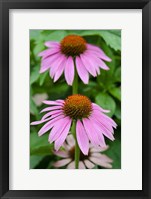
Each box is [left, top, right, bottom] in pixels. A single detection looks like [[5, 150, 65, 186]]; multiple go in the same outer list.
[[0, 0, 150, 198]]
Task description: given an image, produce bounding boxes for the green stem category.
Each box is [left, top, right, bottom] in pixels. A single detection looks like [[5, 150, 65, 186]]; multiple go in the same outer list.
[[72, 121, 80, 169], [71, 59, 80, 169], [72, 61, 78, 94]]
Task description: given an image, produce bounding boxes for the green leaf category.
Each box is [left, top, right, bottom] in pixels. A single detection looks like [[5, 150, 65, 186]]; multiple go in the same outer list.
[[34, 42, 45, 56], [95, 93, 116, 117], [105, 137, 121, 169], [30, 97, 38, 115], [41, 30, 68, 41], [114, 67, 121, 82], [39, 72, 48, 86], [30, 132, 53, 156], [109, 87, 121, 101], [30, 30, 42, 40], [30, 65, 40, 85], [30, 155, 44, 169], [100, 30, 121, 51], [81, 30, 121, 51], [115, 103, 121, 120]]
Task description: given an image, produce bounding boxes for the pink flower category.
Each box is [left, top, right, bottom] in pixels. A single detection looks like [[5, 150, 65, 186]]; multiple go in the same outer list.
[[31, 94, 117, 155], [53, 135, 113, 169], [38, 35, 111, 85]]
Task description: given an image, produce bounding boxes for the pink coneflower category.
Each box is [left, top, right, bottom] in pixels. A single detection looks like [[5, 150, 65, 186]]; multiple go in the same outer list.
[[31, 94, 117, 155], [39, 35, 111, 85], [53, 135, 113, 169]]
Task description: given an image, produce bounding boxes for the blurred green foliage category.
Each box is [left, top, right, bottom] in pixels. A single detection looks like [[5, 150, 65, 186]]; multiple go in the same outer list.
[[30, 30, 121, 169]]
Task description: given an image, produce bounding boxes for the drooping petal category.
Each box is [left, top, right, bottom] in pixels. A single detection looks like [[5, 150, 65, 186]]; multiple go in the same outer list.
[[44, 41, 60, 48], [90, 115, 115, 141], [40, 106, 62, 113], [40, 53, 61, 73], [49, 54, 66, 78], [84, 160, 95, 169], [82, 118, 100, 147], [78, 161, 86, 169], [67, 161, 75, 169], [89, 157, 112, 168], [80, 54, 97, 77], [75, 56, 89, 84], [53, 56, 67, 82], [30, 117, 51, 125], [54, 119, 72, 151], [96, 58, 109, 70], [91, 153, 113, 163], [86, 44, 111, 62], [76, 120, 89, 155], [53, 150, 69, 158], [53, 158, 72, 168], [39, 47, 60, 59], [84, 53, 101, 75], [92, 110, 117, 128], [64, 56, 74, 85], [49, 117, 71, 143], [89, 116, 107, 147], [38, 115, 65, 136], [92, 103, 110, 113], [90, 145, 109, 153], [43, 100, 64, 106], [66, 134, 75, 147], [42, 110, 63, 120]]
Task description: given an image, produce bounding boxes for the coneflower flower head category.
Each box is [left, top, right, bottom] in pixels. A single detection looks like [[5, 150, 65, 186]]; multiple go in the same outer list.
[[39, 35, 111, 85], [53, 135, 113, 169], [31, 94, 117, 155]]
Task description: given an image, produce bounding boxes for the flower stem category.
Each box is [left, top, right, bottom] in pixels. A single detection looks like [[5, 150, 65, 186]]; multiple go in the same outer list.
[[72, 59, 80, 169], [72, 62, 78, 94]]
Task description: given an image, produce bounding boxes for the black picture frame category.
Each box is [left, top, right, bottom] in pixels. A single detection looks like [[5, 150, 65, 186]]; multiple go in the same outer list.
[[0, 0, 151, 198]]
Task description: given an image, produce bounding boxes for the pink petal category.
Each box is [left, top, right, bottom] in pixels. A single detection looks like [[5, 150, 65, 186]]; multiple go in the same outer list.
[[38, 115, 65, 136], [39, 47, 60, 58], [88, 117, 106, 147], [75, 56, 89, 84], [89, 157, 112, 168], [54, 119, 72, 151], [64, 56, 74, 85], [67, 161, 75, 169], [66, 134, 75, 147], [92, 103, 110, 113], [40, 106, 62, 113], [49, 117, 71, 143], [97, 58, 109, 70], [42, 110, 63, 120], [82, 118, 100, 147], [84, 160, 95, 169], [90, 115, 115, 141], [86, 44, 111, 62], [44, 41, 60, 48], [90, 145, 109, 152], [53, 65, 65, 82], [53, 56, 67, 82], [80, 54, 97, 77], [53, 158, 72, 168], [78, 161, 86, 169], [43, 100, 64, 106], [92, 110, 117, 128], [76, 120, 89, 155], [40, 53, 61, 73], [30, 117, 51, 125], [91, 153, 113, 163], [84, 53, 100, 74], [53, 150, 69, 158], [49, 54, 66, 78]]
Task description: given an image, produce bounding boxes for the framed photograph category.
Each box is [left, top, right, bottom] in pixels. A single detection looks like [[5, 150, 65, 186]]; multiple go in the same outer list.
[[0, 0, 150, 198]]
